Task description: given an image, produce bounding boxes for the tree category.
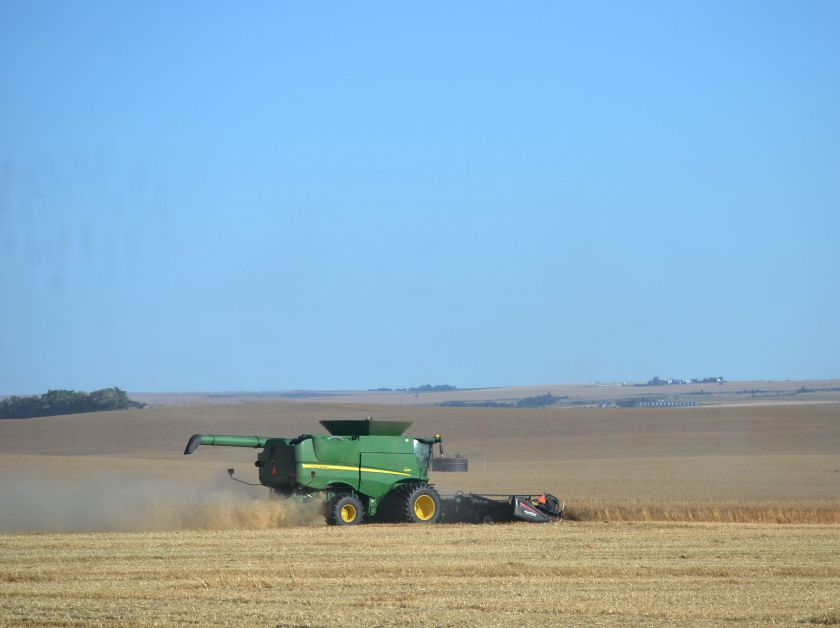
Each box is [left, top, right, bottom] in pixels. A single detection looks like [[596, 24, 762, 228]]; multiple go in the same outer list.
[[0, 387, 144, 419]]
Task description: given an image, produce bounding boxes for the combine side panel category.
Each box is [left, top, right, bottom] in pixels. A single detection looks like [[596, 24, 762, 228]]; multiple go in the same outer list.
[[298, 438, 361, 491], [357, 435, 422, 500], [359, 452, 416, 500]]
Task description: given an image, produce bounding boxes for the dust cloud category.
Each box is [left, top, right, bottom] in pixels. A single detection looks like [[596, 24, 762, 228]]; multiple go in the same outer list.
[[0, 471, 323, 533]]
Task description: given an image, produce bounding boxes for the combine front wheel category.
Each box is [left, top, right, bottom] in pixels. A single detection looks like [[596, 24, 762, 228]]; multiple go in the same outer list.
[[326, 493, 364, 526]]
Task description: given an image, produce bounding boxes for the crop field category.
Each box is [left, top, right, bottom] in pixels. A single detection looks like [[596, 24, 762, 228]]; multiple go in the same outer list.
[[2, 522, 840, 626], [1, 398, 839, 625]]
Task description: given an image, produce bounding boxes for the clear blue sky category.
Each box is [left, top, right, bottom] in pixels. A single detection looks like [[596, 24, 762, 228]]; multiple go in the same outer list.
[[1, 1, 838, 394]]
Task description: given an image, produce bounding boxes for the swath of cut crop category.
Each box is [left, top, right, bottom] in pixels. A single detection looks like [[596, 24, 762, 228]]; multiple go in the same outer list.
[[564, 498, 840, 524]]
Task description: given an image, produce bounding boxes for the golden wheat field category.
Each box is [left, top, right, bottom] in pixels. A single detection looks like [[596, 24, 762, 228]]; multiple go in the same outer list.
[[2, 522, 840, 626], [1, 397, 839, 625]]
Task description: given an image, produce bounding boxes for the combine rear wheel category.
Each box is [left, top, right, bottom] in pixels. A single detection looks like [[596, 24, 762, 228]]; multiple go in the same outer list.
[[400, 484, 441, 524], [326, 493, 363, 526]]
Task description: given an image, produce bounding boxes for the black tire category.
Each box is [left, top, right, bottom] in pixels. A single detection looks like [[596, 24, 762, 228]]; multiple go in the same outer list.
[[325, 493, 364, 526], [398, 484, 441, 524]]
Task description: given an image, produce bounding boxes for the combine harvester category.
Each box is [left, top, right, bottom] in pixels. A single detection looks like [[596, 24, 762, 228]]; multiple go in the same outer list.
[[184, 418, 563, 526]]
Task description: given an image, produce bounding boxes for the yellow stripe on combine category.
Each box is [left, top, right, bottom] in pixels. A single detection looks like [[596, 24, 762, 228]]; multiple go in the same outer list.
[[301, 463, 412, 477]]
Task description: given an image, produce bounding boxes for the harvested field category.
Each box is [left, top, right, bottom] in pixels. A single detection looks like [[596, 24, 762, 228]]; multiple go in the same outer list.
[[2, 400, 838, 507], [2, 522, 840, 626], [1, 399, 839, 625]]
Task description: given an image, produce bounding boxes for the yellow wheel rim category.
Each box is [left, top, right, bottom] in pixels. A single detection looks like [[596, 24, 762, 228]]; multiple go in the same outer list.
[[340, 503, 357, 523], [414, 494, 436, 521]]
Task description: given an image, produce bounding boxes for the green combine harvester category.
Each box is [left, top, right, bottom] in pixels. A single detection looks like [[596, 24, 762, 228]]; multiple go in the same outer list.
[[184, 418, 563, 525], [184, 418, 443, 525]]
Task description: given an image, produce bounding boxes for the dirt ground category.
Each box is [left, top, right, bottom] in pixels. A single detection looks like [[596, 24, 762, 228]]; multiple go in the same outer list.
[[1, 399, 838, 501]]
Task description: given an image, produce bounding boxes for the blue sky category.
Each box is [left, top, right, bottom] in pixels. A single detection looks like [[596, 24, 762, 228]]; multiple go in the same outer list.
[[1, 1, 838, 393]]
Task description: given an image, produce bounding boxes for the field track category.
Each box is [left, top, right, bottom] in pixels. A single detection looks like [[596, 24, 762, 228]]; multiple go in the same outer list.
[[2, 522, 839, 626]]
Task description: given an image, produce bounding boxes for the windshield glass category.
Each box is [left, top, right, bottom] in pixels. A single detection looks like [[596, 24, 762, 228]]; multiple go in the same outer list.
[[413, 440, 432, 474]]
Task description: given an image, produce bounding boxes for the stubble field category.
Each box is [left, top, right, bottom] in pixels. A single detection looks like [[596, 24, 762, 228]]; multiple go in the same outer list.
[[2, 522, 840, 626], [1, 397, 839, 625]]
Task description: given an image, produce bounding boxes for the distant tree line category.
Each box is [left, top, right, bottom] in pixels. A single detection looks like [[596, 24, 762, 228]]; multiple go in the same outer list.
[[0, 387, 145, 419], [514, 392, 567, 408], [368, 384, 457, 393]]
